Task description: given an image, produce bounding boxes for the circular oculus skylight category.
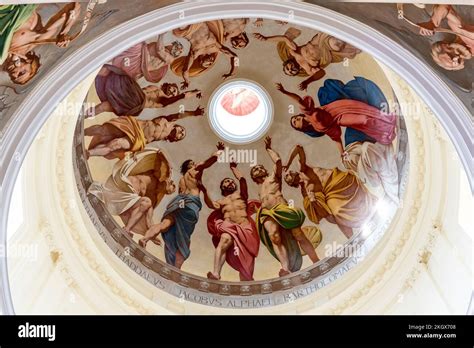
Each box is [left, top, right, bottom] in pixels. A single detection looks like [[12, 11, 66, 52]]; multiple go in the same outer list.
[[208, 80, 273, 144]]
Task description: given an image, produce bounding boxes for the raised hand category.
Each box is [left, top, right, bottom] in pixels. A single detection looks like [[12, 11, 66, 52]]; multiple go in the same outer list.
[[190, 89, 202, 99], [253, 33, 267, 41], [222, 72, 233, 80], [254, 18, 264, 27], [264, 136, 272, 149], [181, 80, 189, 90], [418, 21, 436, 36], [298, 81, 309, 91], [193, 106, 205, 116], [275, 82, 286, 93], [217, 142, 225, 151], [230, 161, 238, 169], [56, 34, 72, 48]]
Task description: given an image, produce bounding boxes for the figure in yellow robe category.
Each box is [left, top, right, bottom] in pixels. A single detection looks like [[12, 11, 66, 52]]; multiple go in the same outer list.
[[284, 145, 377, 239]]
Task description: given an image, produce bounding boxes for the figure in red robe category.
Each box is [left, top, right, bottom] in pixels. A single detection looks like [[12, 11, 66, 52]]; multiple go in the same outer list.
[[200, 162, 260, 281], [276, 83, 397, 159]]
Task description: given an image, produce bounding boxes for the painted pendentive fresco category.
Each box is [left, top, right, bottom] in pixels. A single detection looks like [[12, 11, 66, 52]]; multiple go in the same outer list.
[[0, 2, 108, 93], [0, 0, 182, 129], [79, 17, 409, 287], [397, 4, 473, 73], [311, 2, 473, 94]]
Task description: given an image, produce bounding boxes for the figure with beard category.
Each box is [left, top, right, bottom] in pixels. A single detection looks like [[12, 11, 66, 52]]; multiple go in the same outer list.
[[0, 3, 81, 85], [84, 106, 204, 160], [417, 5, 473, 71], [86, 64, 202, 117], [253, 28, 360, 90], [222, 18, 251, 50], [283, 144, 377, 239], [222, 18, 287, 50], [200, 161, 260, 281], [251, 136, 319, 277], [171, 21, 238, 89], [88, 149, 176, 237], [138, 142, 225, 269], [111, 33, 184, 83]]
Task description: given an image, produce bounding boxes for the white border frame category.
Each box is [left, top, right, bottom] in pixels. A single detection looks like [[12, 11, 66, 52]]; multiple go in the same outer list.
[[1, 0, 472, 314]]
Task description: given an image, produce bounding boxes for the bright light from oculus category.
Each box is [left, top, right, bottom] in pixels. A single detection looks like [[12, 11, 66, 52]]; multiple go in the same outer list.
[[208, 80, 273, 144]]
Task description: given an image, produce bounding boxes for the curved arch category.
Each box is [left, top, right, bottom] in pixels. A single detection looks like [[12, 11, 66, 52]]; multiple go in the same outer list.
[[0, 0, 472, 314]]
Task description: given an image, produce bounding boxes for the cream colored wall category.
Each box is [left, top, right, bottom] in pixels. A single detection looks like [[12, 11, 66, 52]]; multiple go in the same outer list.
[[5, 57, 472, 314]]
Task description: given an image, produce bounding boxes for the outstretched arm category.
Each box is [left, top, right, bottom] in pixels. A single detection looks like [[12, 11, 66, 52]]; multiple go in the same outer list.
[[217, 44, 238, 78], [286, 144, 308, 171], [219, 43, 238, 58], [275, 83, 306, 107], [37, 2, 81, 47], [195, 142, 225, 174], [199, 183, 220, 210], [442, 5, 474, 39], [417, 5, 473, 38], [179, 52, 194, 89], [161, 106, 204, 122], [264, 136, 282, 180], [230, 161, 243, 180], [299, 69, 326, 91], [158, 93, 187, 108], [253, 33, 297, 50], [230, 162, 248, 201]]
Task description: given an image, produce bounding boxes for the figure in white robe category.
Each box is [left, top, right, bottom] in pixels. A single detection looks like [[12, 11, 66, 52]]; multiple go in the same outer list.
[[89, 148, 176, 238], [343, 141, 399, 204]]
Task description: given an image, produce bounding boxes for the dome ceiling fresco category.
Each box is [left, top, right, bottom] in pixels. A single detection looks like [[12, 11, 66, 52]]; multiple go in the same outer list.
[[74, 16, 410, 303]]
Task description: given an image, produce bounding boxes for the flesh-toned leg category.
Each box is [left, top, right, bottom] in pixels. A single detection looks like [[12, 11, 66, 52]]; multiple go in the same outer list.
[[123, 197, 152, 236], [87, 137, 131, 158], [264, 217, 290, 276], [291, 227, 319, 263], [207, 232, 233, 280]]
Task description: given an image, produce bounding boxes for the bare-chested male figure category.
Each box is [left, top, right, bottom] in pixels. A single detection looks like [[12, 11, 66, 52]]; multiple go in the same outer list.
[[84, 106, 204, 160], [417, 5, 473, 71], [111, 33, 184, 83], [200, 161, 260, 281], [171, 21, 238, 89], [1, 2, 81, 85], [222, 18, 252, 49], [251, 136, 319, 277], [87, 67, 203, 117], [89, 148, 176, 237], [138, 142, 224, 269], [222, 18, 287, 49], [283, 144, 376, 239], [253, 29, 360, 90]]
